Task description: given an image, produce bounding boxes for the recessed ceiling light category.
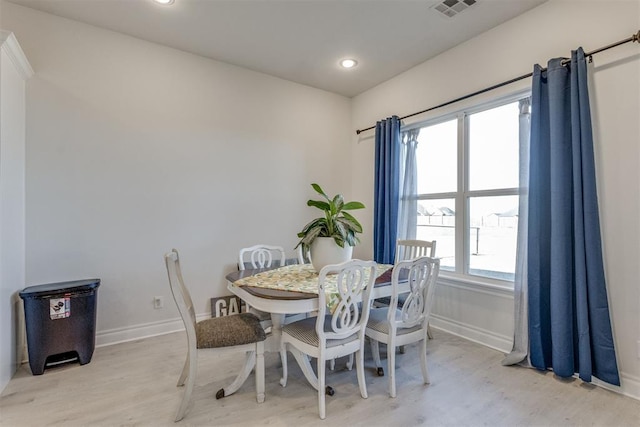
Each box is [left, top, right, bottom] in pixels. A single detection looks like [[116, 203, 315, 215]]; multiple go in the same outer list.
[[153, 0, 174, 5], [340, 59, 358, 69]]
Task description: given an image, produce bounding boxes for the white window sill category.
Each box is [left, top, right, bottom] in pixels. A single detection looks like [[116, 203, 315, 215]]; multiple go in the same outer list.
[[437, 271, 515, 298]]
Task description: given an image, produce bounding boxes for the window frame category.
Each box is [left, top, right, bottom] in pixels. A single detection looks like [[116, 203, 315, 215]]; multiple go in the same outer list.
[[403, 89, 530, 288]]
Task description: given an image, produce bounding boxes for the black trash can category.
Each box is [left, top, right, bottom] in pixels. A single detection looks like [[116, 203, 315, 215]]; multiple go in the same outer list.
[[19, 279, 100, 375]]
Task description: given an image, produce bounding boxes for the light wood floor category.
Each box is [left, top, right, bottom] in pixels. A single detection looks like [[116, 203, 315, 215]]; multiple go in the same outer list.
[[1, 329, 639, 426]]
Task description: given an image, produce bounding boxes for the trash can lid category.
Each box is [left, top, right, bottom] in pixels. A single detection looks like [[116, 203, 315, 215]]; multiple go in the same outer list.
[[19, 279, 100, 299]]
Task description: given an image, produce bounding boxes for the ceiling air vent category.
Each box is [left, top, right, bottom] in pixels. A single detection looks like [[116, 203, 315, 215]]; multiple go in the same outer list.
[[433, 0, 478, 18]]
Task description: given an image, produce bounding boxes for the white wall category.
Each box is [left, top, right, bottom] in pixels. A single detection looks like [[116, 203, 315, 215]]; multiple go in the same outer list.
[[2, 0, 639, 401], [352, 0, 640, 398], [0, 30, 31, 394], [0, 2, 353, 346]]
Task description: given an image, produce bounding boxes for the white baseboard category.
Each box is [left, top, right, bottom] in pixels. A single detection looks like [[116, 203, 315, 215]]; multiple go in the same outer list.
[[590, 372, 640, 401], [95, 313, 209, 348], [95, 319, 182, 347], [429, 313, 513, 354]]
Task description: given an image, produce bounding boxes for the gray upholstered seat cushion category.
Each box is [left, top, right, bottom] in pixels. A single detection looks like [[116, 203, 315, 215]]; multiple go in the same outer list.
[[196, 313, 266, 349], [282, 316, 359, 348], [367, 307, 421, 335]]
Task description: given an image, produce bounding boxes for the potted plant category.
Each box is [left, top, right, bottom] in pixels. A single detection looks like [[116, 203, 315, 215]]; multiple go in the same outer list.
[[296, 183, 365, 271]]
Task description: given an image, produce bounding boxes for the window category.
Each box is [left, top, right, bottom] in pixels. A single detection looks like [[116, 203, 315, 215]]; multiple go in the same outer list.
[[409, 95, 529, 282]]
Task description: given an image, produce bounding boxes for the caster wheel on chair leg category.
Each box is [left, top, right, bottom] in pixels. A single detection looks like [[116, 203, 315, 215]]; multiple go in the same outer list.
[[325, 386, 335, 396], [377, 367, 385, 376], [216, 388, 225, 399]]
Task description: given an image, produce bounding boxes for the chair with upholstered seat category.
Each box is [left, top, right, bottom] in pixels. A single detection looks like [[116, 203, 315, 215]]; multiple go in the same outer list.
[[279, 259, 377, 419], [295, 244, 348, 371], [395, 239, 436, 340], [365, 256, 440, 397], [376, 239, 437, 342], [164, 249, 266, 422]]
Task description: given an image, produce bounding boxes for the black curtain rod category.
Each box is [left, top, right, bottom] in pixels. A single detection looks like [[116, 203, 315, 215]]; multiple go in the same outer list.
[[355, 30, 640, 135]]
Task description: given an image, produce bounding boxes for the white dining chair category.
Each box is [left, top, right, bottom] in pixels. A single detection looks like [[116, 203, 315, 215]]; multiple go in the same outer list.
[[279, 259, 377, 419], [238, 244, 286, 270], [365, 256, 440, 398], [238, 244, 286, 324], [296, 244, 311, 265], [165, 249, 266, 421], [387, 239, 437, 341], [238, 244, 307, 327], [296, 243, 344, 370], [395, 239, 436, 263], [297, 242, 346, 371]]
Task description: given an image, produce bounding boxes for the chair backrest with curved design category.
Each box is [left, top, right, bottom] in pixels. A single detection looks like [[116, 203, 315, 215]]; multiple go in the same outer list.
[[395, 239, 436, 264], [316, 259, 377, 342], [390, 256, 440, 332], [238, 244, 286, 270]]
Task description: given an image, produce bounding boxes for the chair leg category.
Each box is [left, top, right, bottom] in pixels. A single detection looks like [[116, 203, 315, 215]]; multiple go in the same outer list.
[[420, 338, 430, 385], [329, 358, 335, 371], [427, 323, 433, 340], [255, 342, 265, 403], [175, 348, 197, 422], [370, 338, 383, 376], [176, 352, 189, 387], [356, 348, 368, 399], [288, 348, 319, 391], [388, 340, 397, 398], [221, 350, 256, 397], [317, 356, 326, 420], [279, 342, 288, 387], [346, 353, 354, 371]]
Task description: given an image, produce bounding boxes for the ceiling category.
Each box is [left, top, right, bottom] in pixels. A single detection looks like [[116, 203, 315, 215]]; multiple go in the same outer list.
[[6, 0, 547, 97]]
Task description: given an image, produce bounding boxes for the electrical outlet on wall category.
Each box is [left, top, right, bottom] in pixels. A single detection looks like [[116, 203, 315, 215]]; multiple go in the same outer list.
[[153, 296, 164, 309]]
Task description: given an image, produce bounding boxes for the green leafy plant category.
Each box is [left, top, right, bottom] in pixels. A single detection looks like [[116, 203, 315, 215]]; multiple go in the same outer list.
[[296, 183, 365, 252]]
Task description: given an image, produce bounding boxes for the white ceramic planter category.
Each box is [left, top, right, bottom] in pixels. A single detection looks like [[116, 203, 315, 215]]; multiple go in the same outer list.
[[310, 237, 353, 272]]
